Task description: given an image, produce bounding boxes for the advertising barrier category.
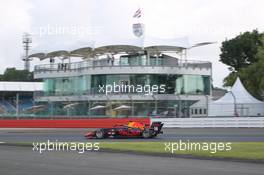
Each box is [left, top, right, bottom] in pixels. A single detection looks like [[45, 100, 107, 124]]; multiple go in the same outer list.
[[0, 118, 150, 128]]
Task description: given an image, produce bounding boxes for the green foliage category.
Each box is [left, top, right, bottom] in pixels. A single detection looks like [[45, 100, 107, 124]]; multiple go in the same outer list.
[[240, 50, 264, 99], [221, 33, 264, 100], [223, 71, 238, 87], [220, 30, 262, 71], [0, 68, 34, 82]]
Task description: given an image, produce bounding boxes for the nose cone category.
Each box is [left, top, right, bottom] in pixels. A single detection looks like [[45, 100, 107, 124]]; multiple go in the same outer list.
[[84, 131, 94, 138]]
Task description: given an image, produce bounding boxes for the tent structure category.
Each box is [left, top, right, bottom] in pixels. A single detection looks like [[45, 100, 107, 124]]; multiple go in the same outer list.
[[113, 105, 132, 111], [25, 105, 46, 113], [63, 103, 79, 109], [209, 78, 264, 117], [89, 105, 106, 111]]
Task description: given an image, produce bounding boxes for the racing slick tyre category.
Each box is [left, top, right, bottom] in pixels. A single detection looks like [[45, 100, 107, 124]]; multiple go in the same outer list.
[[142, 129, 153, 139], [95, 129, 105, 139]]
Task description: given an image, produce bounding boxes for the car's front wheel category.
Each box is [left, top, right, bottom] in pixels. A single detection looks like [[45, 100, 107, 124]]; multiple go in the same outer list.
[[95, 130, 105, 139]]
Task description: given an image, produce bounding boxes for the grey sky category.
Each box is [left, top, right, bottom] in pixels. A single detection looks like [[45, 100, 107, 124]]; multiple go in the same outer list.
[[0, 0, 264, 87]]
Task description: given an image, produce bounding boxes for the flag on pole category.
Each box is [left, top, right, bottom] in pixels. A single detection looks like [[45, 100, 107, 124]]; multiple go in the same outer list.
[[133, 8, 141, 18], [133, 23, 144, 37]]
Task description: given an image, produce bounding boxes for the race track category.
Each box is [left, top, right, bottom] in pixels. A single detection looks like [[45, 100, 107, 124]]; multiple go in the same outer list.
[[0, 128, 264, 142], [1, 128, 264, 175], [0, 145, 263, 175]]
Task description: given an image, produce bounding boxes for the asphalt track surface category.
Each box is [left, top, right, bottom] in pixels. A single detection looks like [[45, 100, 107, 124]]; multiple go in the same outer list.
[[0, 128, 264, 142], [1, 128, 264, 175], [0, 145, 264, 175]]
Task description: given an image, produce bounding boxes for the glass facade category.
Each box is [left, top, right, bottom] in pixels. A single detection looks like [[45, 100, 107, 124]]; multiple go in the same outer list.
[[37, 100, 196, 118], [44, 75, 91, 96], [39, 73, 211, 117], [120, 54, 147, 66], [43, 74, 210, 96]]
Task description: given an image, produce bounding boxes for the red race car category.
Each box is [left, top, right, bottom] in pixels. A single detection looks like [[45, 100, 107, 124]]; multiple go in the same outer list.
[[84, 121, 163, 139]]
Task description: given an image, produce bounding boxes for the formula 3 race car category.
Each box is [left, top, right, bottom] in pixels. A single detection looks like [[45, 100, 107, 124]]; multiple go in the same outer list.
[[84, 121, 163, 139]]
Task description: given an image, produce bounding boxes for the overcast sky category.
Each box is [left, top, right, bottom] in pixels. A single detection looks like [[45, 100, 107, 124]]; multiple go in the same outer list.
[[0, 0, 264, 87]]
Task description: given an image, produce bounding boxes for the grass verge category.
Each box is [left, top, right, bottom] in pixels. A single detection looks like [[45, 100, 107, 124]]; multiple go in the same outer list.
[[99, 142, 264, 161], [2, 141, 264, 162]]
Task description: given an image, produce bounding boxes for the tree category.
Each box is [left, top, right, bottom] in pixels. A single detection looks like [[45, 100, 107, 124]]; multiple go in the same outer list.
[[239, 46, 264, 100], [223, 71, 238, 87], [1, 68, 34, 82], [220, 30, 262, 72], [222, 35, 264, 100]]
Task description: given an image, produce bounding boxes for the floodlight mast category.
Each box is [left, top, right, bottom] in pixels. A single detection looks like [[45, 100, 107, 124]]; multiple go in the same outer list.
[[22, 33, 32, 71]]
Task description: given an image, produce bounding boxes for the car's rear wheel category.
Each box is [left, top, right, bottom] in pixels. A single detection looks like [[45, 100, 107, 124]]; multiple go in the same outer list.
[[95, 130, 105, 139], [142, 129, 152, 138]]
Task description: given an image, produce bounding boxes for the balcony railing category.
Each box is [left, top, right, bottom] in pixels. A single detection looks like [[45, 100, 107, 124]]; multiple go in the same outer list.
[[34, 58, 211, 73], [34, 88, 208, 99], [34, 89, 160, 97]]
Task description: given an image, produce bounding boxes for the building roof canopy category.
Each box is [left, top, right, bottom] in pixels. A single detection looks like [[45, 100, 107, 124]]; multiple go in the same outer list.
[[29, 36, 194, 60], [0, 82, 43, 92]]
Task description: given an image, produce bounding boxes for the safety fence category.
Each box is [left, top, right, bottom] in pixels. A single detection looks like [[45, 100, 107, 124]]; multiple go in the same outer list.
[[151, 117, 264, 128], [0, 118, 150, 128]]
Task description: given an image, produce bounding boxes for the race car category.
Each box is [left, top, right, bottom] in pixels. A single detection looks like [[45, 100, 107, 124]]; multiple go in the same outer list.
[[84, 121, 163, 139]]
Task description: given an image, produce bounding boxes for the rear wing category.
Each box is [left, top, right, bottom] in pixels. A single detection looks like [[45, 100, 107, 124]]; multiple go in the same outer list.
[[150, 122, 163, 132]]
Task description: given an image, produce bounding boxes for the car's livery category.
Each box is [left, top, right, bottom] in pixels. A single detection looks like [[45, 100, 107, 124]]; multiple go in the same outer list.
[[84, 121, 163, 139]]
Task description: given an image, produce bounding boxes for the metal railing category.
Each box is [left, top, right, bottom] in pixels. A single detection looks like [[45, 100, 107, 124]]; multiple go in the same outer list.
[[34, 59, 212, 73], [33, 89, 209, 99], [151, 117, 264, 128]]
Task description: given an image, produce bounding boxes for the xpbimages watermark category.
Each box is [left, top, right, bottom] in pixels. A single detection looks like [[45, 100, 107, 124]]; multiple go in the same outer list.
[[32, 140, 100, 154], [164, 140, 232, 154], [99, 82, 166, 95]]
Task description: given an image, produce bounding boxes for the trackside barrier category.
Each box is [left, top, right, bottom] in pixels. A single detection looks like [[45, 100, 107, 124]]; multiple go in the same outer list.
[[151, 117, 264, 128], [0, 118, 150, 128]]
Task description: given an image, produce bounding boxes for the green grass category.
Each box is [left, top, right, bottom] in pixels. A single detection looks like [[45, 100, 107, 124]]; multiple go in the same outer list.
[[4, 141, 264, 161], [99, 142, 264, 161]]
